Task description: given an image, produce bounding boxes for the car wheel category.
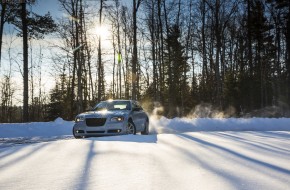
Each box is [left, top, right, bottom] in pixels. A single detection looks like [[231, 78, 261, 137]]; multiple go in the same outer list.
[[126, 120, 136, 135], [73, 128, 82, 139], [141, 119, 149, 135]]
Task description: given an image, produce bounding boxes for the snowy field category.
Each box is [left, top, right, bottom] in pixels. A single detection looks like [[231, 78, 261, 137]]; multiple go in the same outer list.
[[0, 117, 290, 190]]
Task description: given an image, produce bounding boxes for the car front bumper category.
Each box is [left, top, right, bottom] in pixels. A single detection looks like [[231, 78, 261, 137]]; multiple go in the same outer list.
[[73, 120, 127, 137]]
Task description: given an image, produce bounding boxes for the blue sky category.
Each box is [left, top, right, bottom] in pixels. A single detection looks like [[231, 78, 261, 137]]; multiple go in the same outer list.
[[31, 0, 131, 17], [32, 0, 61, 17], [1, 0, 128, 105]]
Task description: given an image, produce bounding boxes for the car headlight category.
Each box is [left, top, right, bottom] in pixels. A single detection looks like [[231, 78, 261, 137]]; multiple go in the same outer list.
[[110, 116, 124, 122], [75, 116, 85, 122]]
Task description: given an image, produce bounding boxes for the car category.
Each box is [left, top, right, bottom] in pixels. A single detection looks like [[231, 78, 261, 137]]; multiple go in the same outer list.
[[72, 99, 149, 138]]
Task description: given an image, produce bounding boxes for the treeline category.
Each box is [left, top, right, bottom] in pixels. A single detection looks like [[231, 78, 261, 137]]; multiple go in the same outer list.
[[1, 0, 290, 122]]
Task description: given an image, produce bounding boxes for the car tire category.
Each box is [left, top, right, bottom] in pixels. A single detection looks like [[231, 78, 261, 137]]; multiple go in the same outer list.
[[126, 120, 136, 135], [141, 119, 149, 135], [73, 128, 82, 139]]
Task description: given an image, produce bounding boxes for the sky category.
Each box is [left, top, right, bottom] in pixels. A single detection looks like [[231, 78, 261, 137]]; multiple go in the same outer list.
[[1, 0, 63, 105], [32, 0, 61, 17], [1, 0, 116, 105], [31, 0, 131, 18]]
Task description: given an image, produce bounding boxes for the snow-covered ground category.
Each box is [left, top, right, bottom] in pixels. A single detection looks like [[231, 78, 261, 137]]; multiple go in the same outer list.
[[0, 117, 290, 190]]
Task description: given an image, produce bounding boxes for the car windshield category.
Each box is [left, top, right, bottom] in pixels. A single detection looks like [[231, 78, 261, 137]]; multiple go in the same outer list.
[[92, 101, 131, 111]]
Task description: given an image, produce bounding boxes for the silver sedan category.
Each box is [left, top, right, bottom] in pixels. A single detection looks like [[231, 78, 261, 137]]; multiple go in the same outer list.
[[72, 100, 149, 138]]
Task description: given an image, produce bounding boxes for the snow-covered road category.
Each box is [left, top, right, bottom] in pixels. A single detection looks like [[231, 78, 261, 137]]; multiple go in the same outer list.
[[1, 131, 290, 190]]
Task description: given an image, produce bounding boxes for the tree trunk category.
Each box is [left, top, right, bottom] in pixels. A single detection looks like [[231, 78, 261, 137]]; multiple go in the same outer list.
[[149, 0, 157, 101], [97, 0, 104, 101], [157, 0, 164, 103], [163, 1, 175, 117], [214, 0, 222, 108], [81, 2, 94, 104], [76, 0, 83, 113], [124, 24, 130, 99], [0, 3, 6, 66], [201, 0, 208, 100], [132, 0, 138, 100], [247, 0, 254, 110], [287, 7, 290, 106], [112, 33, 116, 99], [21, 2, 29, 122], [121, 7, 130, 99], [117, 9, 122, 99]]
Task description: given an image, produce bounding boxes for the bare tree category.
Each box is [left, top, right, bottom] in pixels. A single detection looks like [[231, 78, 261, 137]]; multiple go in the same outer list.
[[132, 0, 142, 100], [0, 2, 7, 66], [97, 0, 106, 101]]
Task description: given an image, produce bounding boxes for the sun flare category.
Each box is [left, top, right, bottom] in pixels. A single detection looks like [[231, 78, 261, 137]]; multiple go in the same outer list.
[[95, 25, 109, 39]]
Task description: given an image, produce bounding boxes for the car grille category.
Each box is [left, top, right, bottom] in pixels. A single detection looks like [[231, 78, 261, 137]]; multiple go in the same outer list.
[[86, 118, 107, 127]]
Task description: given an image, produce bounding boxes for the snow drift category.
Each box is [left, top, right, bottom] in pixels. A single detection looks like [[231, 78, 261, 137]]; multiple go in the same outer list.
[[150, 117, 290, 134], [0, 116, 290, 139], [0, 117, 73, 138]]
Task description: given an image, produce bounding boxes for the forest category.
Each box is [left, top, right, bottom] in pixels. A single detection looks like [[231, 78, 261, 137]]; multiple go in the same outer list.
[[0, 0, 290, 122]]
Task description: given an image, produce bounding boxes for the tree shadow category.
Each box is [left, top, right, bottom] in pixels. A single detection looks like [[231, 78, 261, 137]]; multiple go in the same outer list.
[[210, 132, 290, 155], [251, 131, 290, 140], [82, 134, 158, 143], [0, 136, 74, 149], [74, 140, 96, 190], [154, 132, 290, 189], [0, 143, 49, 170], [178, 133, 290, 176], [157, 136, 241, 189], [72, 134, 158, 190], [0, 145, 26, 159]]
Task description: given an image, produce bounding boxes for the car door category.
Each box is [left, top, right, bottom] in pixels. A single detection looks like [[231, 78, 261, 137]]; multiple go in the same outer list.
[[136, 103, 147, 128], [131, 101, 143, 130]]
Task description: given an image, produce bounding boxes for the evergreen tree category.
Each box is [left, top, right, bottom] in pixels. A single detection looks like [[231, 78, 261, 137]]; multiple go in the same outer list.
[[267, 0, 290, 109], [47, 85, 63, 121], [237, 0, 276, 112], [47, 75, 72, 120], [164, 24, 189, 117], [251, 1, 275, 109]]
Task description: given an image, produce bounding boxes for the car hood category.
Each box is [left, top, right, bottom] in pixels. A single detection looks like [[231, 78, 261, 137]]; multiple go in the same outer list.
[[77, 110, 130, 118]]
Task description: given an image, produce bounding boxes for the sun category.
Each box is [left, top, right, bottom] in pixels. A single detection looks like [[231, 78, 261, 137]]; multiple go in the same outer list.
[[95, 25, 109, 39]]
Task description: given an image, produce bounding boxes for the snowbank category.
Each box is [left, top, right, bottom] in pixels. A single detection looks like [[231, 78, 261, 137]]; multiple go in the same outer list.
[[0, 117, 290, 139], [150, 116, 290, 134], [0, 118, 74, 138]]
